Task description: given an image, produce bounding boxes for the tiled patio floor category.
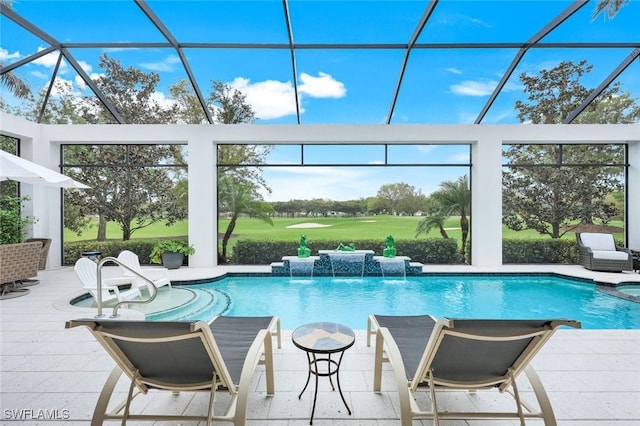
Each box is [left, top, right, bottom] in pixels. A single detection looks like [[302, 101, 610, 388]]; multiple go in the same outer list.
[[1, 265, 639, 425]]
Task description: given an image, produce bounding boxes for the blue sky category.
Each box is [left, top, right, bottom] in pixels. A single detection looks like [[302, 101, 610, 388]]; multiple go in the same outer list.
[[1, 0, 638, 200]]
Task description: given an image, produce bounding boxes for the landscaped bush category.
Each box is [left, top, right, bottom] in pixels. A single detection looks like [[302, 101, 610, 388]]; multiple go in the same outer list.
[[503, 239, 579, 264], [63, 239, 188, 265], [230, 238, 461, 265]]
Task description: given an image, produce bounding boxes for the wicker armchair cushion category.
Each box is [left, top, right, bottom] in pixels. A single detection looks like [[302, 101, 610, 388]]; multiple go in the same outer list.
[[579, 233, 616, 251], [591, 250, 631, 260]]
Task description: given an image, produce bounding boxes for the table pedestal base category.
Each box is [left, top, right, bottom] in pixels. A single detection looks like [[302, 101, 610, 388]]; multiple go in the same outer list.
[[298, 352, 351, 425]]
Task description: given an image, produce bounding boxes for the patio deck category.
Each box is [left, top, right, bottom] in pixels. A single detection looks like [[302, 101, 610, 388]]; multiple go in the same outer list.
[[1, 264, 639, 425]]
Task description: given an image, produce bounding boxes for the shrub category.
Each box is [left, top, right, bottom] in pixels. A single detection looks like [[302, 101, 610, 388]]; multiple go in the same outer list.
[[63, 239, 189, 265], [0, 195, 37, 244], [503, 239, 579, 264], [230, 238, 461, 265], [150, 240, 195, 264]]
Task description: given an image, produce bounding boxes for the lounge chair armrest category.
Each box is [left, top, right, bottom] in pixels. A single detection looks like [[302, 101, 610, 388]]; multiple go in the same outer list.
[[139, 267, 170, 279], [378, 327, 413, 425], [103, 276, 135, 287], [235, 329, 271, 419]]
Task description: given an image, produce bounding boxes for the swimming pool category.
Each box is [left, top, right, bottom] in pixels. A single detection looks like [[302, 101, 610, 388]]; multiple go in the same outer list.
[[89, 274, 640, 330]]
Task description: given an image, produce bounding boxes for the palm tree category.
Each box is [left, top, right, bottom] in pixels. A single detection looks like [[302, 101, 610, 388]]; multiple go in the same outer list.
[[415, 207, 450, 239], [218, 175, 274, 262], [421, 175, 471, 258], [592, 0, 629, 19], [0, 2, 31, 99], [0, 65, 31, 99]]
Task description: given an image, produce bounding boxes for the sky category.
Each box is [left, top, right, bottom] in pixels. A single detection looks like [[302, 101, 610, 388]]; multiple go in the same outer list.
[[1, 0, 639, 201]]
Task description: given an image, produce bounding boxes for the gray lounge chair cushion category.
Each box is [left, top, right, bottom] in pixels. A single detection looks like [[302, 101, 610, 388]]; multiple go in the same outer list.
[[94, 321, 216, 386], [430, 319, 551, 384], [372, 314, 436, 381], [209, 316, 274, 384]]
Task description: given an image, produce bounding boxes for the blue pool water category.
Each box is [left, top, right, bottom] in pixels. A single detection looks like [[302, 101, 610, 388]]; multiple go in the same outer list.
[[140, 274, 640, 330]]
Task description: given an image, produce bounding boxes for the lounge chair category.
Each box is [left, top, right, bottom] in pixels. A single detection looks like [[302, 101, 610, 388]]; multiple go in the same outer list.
[[74, 257, 141, 304], [65, 315, 281, 426], [576, 232, 633, 272], [116, 249, 172, 291], [367, 314, 581, 425]]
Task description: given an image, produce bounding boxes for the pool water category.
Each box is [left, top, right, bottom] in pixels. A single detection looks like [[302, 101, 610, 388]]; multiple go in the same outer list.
[[77, 275, 640, 329], [618, 285, 640, 297]]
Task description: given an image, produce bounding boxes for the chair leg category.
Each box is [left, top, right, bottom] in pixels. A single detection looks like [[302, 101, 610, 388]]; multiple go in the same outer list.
[[264, 329, 275, 395], [508, 368, 525, 426], [91, 366, 123, 426], [206, 376, 217, 426], [525, 365, 557, 426], [121, 369, 140, 424], [373, 328, 384, 392]]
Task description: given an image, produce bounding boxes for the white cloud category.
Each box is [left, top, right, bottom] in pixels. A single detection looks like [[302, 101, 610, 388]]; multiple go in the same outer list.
[[0, 48, 21, 62], [229, 77, 299, 120], [215, 72, 347, 121], [450, 79, 498, 96], [32, 47, 66, 69], [30, 70, 49, 79], [298, 72, 346, 98], [261, 167, 374, 201], [139, 55, 181, 72], [150, 91, 177, 109], [77, 60, 92, 74], [75, 75, 87, 91], [416, 146, 436, 155], [447, 67, 463, 75]]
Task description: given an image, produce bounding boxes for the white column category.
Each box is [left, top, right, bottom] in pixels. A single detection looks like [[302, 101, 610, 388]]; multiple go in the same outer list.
[[470, 137, 503, 266], [18, 138, 63, 268], [187, 136, 217, 267], [628, 141, 640, 249]]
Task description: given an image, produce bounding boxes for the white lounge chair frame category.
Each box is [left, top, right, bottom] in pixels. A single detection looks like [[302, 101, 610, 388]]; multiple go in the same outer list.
[[367, 315, 581, 426], [117, 249, 172, 291], [66, 316, 281, 426], [74, 257, 140, 304]]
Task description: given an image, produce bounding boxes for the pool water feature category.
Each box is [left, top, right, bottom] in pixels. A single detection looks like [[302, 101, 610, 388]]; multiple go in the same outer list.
[[73, 275, 640, 330]]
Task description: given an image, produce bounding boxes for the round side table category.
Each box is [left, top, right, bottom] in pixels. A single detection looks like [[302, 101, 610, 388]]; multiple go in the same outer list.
[[292, 322, 355, 425]]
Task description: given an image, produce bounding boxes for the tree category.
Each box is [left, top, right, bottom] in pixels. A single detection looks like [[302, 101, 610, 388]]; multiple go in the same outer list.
[[185, 80, 276, 261], [218, 175, 274, 260], [592, 0, 630, 19], [52, 55, 187, 240], [415, 206, 450, 239], [169, 79, 207, 124], [503, 145, 623, 238], [64, 145, 187, 240], [375, 183, 423, 215], [0, 2, 31, 100], [421, 175, 470, 257], [504, 60, 635, 238], [0, 65, 30, 100], [209, 81, 255, 124]]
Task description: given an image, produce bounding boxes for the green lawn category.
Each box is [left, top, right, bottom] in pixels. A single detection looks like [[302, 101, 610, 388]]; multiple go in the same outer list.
[[65, 215, 624, 246], [64, 220, 188, 242]]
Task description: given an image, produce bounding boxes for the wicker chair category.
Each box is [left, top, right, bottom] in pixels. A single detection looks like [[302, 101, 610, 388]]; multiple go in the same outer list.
[[576, 232, 633, 272], [0, 242, 42, 284], [26, 238, 52, 270]]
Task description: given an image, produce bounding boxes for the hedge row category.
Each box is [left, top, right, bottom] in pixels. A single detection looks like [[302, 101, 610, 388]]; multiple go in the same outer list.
[[503, 239, 578, 264], [63, 239, 187, 265], [62, 237, 589, 265], [230, 238, 462, 264], [232, 238, 584, 265]]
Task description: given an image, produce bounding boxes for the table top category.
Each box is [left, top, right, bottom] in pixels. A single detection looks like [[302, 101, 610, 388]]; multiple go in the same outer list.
[[292, 322, 355, 353]]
